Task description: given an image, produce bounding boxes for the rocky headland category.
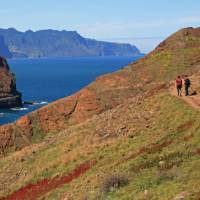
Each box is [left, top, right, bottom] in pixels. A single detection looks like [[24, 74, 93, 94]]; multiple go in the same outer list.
[[0, 56, 22, 108]]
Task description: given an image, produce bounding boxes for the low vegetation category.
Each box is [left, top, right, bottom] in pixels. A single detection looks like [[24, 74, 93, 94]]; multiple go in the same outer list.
[[1, 27, 200, 199], [100, 174, 129, 193]]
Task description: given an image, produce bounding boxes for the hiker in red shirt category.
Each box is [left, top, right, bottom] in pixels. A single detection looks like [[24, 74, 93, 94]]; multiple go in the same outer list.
[[176, 76, 182, 96]]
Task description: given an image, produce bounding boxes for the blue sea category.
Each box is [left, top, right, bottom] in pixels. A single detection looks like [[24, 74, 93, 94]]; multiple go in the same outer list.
[[0, 56, 142, 125]]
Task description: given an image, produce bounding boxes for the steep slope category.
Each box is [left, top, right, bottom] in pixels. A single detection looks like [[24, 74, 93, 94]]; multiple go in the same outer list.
[[1, 83, 200, 199], [1, 27, 200, 154], [0, 28, 142, 58], [0, 36, 12, 58], [1, 27, 200, 199], [0, 56, 22, 108]]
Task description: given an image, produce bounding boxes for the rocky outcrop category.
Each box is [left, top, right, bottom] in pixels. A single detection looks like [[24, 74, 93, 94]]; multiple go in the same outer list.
[[0, 56, 22, 108], [1, 27, 200, 154]]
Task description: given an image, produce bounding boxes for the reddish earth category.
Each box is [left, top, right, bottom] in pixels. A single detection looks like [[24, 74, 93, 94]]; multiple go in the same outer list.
[[0, 125, 14, 154], [126, 140, 173, 162], [0, 160, 96, 200], [123, 127, 198, 165], [177, 121, 193, 132], [0, 56, 22, 108], [114, 140, 174, 167], [170, 82, 200, 112], [196, 149, 200, 156], [183, 133, 194, 141], [0, 66, 136, 154]]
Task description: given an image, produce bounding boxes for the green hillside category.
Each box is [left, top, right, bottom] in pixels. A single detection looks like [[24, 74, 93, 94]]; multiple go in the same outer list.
[[1, 27, 200, 200]]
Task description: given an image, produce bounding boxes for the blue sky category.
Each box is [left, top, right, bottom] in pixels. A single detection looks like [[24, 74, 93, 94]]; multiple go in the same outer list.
[[0, 0, 200, 52]]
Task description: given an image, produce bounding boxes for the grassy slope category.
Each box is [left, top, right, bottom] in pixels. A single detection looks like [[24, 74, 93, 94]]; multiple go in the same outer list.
[[1, 28, 200, 199], [1, 88, 200, 200]]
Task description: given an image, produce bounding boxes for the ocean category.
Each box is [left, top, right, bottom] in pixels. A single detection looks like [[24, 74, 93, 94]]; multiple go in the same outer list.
[[0, 56, 142, 125]]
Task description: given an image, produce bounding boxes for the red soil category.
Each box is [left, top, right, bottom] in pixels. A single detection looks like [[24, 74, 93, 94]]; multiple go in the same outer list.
[[115, 139, 173, 167], [0, 160, 96, 200], [196, 148, 200, 155], [126, 140, 173, 161], [183, 133, 194, 141], [177, 121, 193, 132]]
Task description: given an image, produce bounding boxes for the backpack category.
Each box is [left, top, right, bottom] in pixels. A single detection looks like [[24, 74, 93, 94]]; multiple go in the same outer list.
[[185, 79, 191, 87], [176, 79, 182, 86]]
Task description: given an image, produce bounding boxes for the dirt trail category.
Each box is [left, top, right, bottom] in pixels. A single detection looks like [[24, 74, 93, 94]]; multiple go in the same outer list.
[[169, 82, 200, 112]]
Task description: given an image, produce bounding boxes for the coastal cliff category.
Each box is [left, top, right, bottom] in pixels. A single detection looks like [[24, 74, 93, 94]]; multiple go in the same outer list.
[[1, 27, 200, 199], [0, 56, 22, 108], [0, 28, 142, 58]]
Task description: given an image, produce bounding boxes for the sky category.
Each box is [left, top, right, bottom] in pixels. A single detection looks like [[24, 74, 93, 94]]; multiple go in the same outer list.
[[0, 0, 200, 52]]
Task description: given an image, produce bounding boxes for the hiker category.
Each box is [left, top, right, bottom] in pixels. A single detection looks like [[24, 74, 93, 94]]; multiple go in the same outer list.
[[184, 75, 191, 96], [175, 76, 182, 96]]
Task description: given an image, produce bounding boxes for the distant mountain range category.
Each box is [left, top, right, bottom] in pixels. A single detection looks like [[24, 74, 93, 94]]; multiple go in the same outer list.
[[0, 28, 142, 58]]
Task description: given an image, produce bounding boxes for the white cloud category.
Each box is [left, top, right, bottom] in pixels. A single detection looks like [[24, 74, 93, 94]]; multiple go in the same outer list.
[[72, 15, 200, 53], [71, 15, 200, 39], [102, 37, 164, 53]]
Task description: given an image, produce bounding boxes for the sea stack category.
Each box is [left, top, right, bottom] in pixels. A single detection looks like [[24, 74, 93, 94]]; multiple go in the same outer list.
[[0, 56, 22, 108]]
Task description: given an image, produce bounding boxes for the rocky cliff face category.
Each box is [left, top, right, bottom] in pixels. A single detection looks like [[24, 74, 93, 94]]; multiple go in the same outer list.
[[0, 56, 22, 108], [0, 28, 142, 58], [0, 27, 200, 154], [0, 36, 12, 58]]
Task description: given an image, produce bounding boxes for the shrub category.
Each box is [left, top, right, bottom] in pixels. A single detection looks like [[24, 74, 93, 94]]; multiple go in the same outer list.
[[100, 174, 129, 193]]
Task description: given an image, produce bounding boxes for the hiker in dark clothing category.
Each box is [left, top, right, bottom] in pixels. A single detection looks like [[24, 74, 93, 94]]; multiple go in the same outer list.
[[184, 75, 191, 96], [176, 76, 182, 96]]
